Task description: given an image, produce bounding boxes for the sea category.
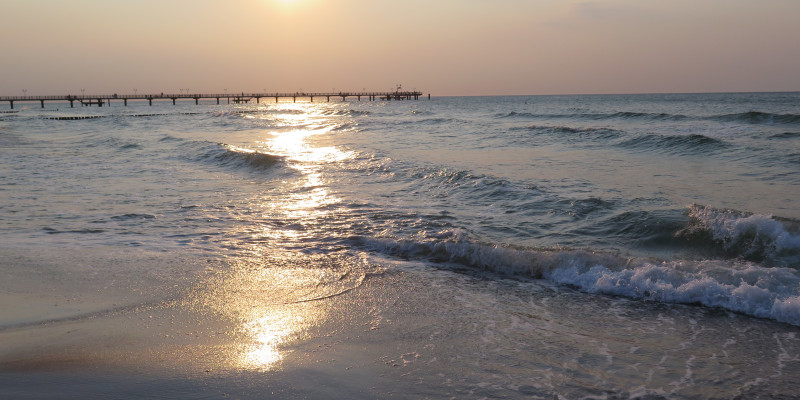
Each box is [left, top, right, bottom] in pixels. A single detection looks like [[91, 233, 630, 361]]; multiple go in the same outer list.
[[1, 92, 800, 399]]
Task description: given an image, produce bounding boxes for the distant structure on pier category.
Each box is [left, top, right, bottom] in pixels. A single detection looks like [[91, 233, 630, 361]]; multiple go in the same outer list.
[[0, 89, 427, 109]]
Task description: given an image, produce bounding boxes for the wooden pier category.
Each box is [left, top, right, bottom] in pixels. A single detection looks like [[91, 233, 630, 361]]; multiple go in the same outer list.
[[0, 90, 426, 109]]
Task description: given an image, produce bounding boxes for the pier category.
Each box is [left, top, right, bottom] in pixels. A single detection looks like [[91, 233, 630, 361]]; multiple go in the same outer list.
[[0, 90, 426, 109]]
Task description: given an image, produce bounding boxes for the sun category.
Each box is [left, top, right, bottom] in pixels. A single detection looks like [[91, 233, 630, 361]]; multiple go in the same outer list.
[[258, 0, 313, 14], [266, 0, 306, 10]]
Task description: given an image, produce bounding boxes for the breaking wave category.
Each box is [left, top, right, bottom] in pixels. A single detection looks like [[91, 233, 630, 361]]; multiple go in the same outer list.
[[360, 234, 800, 326], [678, 205, 800, 265]]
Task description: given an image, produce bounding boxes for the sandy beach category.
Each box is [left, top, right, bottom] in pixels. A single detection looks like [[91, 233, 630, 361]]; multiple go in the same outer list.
[[3, 246, 800, 399], [0, 248, 472, 398]]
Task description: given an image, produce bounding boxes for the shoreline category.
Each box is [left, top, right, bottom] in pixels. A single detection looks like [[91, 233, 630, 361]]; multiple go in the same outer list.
[[3, 247, 800, 398]]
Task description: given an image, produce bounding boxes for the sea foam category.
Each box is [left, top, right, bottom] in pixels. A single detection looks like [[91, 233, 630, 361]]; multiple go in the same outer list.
[[362, 234, 800, 326], [684, 205, 800, 263]]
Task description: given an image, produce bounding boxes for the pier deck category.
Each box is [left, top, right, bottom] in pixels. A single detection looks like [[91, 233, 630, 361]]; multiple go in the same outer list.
[[0, 91, 425, 109]]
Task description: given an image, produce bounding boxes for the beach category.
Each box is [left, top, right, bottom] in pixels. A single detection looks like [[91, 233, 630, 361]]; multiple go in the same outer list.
[[2, 94, 800, 398]]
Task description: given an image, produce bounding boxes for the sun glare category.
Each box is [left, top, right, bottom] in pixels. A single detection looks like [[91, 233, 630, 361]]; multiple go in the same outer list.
[[274, 0, 300, 7]]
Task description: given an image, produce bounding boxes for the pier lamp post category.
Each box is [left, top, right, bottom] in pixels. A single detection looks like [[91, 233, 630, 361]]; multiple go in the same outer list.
[[134, 89, 137, 96], [22, 89, 27, 97], [81, 89, 85, 98]]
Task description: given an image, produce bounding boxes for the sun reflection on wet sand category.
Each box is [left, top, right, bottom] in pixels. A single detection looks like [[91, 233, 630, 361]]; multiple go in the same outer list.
[[188, 255, 367, 372], [240, 301, 309, 370]]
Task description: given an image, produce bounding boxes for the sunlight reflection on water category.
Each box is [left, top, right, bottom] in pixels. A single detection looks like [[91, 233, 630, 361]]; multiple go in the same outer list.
[[208, 103, 359, 371]]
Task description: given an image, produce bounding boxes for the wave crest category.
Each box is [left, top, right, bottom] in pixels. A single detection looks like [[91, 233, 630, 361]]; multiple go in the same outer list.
[[522, 125, 623, 139], [220, 146, 283, 169], [617, 134, 727, 155], [194, 143, 284, 170], [679, 205, 800, 264], [713, 111, 800, 125], [497, 111, 690, 121]]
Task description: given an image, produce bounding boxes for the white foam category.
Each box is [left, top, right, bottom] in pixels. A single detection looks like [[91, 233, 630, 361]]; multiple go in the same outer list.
[[545, 260, 800, 326], [362, 236, 800, 326], [688, 205, 800, 257]]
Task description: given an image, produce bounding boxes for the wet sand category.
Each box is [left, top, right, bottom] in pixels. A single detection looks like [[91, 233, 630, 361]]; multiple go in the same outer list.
[[0, 249, 442, 399]]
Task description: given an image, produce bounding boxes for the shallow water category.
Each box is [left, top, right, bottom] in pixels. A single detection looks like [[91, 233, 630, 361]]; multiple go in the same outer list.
[[1, 93, 799, 398]]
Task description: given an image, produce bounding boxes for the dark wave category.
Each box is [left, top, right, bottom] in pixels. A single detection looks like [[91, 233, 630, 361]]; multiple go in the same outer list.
[[498, 111, 690, 121], [415, 117, 460, 125], [111, 213, 156, 221], [118, 142, 143, 151], [201, 144, 285, 170], [573, 208, 698, 253], [521, 125, 624, 139], [497, 111, 538, 119], [213, 146, 284, 170], [713, 111, 800, 125], [382, 117, 462, 128], [170, 136, 286, 172], [617, 134, 727, 155], [769, 132, 800, 139], [43, 227, 106, 234], [499, 110, 800, 126], [406, 167, 534, 201], [159, 135, 183, 142], [608, 111, 690, 121]]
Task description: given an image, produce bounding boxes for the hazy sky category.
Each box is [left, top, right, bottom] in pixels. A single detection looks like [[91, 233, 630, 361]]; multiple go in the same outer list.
[[2, 0, 798, 96]]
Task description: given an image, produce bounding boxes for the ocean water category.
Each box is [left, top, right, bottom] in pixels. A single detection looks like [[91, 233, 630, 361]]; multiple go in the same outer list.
[[2, 92, 800, 398]]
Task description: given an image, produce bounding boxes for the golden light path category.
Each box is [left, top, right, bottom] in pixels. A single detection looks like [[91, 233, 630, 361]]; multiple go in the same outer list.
[[224, 103, 358, 371]]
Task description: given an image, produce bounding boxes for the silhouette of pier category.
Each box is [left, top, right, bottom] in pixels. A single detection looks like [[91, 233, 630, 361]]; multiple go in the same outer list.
[[0, 90, 426, 109]]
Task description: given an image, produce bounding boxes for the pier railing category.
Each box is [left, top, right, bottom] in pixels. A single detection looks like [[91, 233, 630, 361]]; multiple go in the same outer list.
[[0, 91, 426, 109]]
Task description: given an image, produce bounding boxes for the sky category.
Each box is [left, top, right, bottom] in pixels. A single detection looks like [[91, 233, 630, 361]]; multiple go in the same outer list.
[[1, 0, 799, 96]]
